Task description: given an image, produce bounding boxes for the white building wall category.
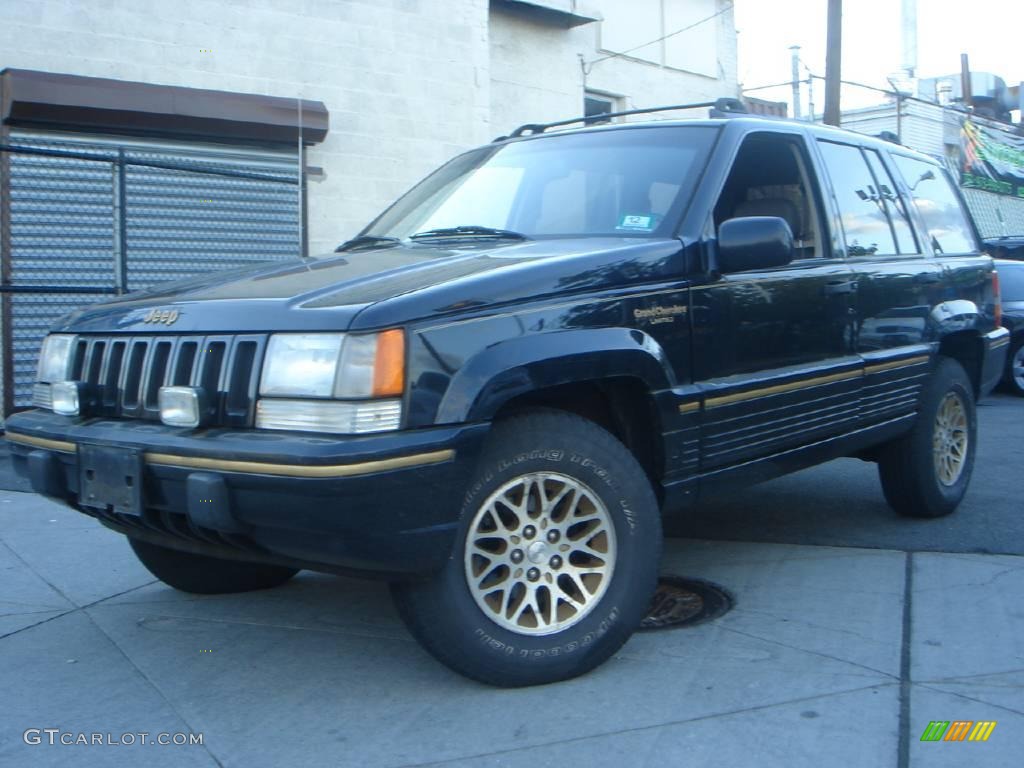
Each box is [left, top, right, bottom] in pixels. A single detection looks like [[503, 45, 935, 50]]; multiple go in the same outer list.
[[489, 0, 738, 137], [2, 0, 737, 253], [1, 0, 491, 253]]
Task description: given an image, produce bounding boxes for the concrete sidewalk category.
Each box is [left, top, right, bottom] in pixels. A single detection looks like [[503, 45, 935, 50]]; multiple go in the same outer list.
[[1, 489, 1021, 768]]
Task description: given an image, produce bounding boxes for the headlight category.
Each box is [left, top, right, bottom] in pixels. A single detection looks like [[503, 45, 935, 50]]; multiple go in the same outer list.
[[36, 334, 76, 383], [259, 334, 345, 397], [257, 329, 405, 434], [259, 330, 405, 399]]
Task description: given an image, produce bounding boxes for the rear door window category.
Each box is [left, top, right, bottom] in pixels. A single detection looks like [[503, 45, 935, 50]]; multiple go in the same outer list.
[[817, 141, 899, 256], [863, 150, 919, 254], [890, 155, 978, 255]]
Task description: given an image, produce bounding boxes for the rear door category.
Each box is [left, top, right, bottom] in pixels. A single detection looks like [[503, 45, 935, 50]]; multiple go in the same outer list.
[[815, 139, 938, 424], [888, 152, 994, 336]]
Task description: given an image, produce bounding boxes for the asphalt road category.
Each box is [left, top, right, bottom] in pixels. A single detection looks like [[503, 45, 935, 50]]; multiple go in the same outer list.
[[1, 390, 1020, 556], [666, 390, 1024, 556]]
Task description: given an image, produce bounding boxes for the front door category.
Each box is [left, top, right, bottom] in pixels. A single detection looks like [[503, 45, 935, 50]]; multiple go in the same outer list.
[[691, 132, 861, 472]]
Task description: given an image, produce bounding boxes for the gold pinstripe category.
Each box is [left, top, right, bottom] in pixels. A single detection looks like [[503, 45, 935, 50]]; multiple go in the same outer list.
[[5, 429, 455, 478], [704, 369, 862, 409], [682, 353, 930, 412], [4, 432, 76, 453], [864, 354, 930, 374]]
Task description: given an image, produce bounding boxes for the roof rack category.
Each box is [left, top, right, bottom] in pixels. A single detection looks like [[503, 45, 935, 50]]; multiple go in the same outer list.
[[499, 97, 747, 141]]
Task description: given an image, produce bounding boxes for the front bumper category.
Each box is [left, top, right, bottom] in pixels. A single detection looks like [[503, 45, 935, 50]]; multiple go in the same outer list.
[[5, 409, 488, 578], [980, 326, 1011, 396]]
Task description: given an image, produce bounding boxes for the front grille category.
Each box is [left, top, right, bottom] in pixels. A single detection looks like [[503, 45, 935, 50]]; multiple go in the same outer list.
[[68, 334, 266, 427]]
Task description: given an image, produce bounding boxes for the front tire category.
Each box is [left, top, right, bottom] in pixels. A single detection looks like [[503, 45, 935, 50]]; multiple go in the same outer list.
[[877, 358, 976, 518], [391, 410, 661, 687], [129, 538, 299, 594]]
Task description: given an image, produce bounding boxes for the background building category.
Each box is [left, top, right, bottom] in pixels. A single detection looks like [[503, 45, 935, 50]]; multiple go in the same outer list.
[[0, 0, 738, 415], [840, 74, 1024, 240]]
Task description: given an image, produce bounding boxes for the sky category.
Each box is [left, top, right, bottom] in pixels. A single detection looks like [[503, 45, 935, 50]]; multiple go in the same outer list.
[[734, 0, 1024, 114]]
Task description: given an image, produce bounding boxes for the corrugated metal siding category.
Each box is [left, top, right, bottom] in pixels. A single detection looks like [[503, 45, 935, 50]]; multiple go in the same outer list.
[[839, 107, 899, 141], [900, 101, 947, 158], [841, 102, 948, 159], [2, 130, 300, 413]]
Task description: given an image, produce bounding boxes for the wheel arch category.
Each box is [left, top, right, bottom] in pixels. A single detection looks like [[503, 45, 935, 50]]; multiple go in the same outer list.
[[937, 330, 985, 398], [434, 328, 674, 493]]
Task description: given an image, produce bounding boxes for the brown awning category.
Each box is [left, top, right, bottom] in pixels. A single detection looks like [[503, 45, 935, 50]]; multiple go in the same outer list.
[[1, 68, 328, 145]]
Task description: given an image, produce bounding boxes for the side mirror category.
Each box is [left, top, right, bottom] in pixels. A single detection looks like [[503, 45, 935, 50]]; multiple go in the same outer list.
[[717, 216, 794, 273]]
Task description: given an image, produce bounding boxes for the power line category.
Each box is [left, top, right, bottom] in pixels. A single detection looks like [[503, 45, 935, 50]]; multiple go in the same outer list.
[[585, 3, 735, 71]]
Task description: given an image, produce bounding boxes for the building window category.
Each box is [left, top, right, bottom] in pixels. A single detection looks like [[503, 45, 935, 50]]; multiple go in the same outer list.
[[584, 92, 620, 125]]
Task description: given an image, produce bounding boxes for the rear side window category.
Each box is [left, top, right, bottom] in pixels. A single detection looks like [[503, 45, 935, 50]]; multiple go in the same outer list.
[[863, 150, 918, 254], [817, 141, 900, 256], [890, 155, 978, 255]]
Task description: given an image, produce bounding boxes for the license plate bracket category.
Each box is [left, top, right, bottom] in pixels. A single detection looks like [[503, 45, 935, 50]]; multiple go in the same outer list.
[[78, 444, 144, 516]]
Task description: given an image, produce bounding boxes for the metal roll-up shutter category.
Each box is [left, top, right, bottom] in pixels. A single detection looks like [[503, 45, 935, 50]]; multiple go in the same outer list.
[[120, 142, 300, 289], [2, 129, 300, 415]]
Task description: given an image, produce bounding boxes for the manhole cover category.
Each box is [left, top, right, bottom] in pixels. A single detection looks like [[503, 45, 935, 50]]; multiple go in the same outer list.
[[640, 576, 733, 630]]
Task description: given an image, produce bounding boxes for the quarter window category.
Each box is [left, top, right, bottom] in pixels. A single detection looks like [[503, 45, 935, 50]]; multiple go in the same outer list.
[[818, 141, 899, 256], [890, 155, 978, 255]]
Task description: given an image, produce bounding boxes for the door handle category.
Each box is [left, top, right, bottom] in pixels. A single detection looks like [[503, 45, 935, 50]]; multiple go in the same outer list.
[[914, 272, 942, 284], [824, 280, 858, 295]]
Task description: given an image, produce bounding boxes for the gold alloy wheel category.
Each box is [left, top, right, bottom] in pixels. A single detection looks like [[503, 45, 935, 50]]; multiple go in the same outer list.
[[463, 472, 616, 636], [932, 391, 969, 487]]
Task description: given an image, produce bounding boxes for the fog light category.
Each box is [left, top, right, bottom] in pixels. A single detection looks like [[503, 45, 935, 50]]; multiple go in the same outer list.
[[158, 386, 205, 428], [51, 381, 81, 416]]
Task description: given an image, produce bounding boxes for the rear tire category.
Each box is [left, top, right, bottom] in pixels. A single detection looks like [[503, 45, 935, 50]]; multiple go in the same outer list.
[[391, 410, 661, 687], [877, 358, 976, 518], [129, 538, 299, 594], [1004, 337, 1024, 396]]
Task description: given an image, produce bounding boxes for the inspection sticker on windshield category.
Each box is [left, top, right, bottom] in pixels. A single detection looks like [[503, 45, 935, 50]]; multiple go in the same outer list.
[[616, 214, 655, 231]]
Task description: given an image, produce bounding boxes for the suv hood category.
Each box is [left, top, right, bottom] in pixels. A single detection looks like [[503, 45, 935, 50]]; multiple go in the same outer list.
[[56, 238, 684, 334]]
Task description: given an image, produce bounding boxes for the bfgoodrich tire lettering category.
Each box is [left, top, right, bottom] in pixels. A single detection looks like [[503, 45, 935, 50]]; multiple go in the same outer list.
[[877, 357, 977, 518], [391, 410, 661, 687], [128, 538, 299, 594]]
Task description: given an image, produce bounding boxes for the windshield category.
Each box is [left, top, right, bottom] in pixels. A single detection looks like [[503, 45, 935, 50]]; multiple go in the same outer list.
[[999, 264, 1024, 301], [364, 125, 717, 240]]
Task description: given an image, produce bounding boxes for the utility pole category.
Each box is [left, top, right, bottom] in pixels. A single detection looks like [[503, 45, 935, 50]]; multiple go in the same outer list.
[[790, 45, 802, 119], [807, 73, 815, 122], [823, 0, 842, 126]]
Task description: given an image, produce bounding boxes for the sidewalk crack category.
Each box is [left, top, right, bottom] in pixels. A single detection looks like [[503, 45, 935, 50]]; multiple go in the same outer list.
[[80, 605, 226, 768], [715, 624, 898, 680]]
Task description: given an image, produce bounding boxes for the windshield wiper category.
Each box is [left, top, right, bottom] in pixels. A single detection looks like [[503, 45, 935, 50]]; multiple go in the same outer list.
[[335, 235, 401, 252], [409, 225, 529, 241]]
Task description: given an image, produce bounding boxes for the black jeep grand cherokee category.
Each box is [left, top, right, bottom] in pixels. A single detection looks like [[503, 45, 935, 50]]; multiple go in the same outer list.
[[6, 112, 1010, 687]]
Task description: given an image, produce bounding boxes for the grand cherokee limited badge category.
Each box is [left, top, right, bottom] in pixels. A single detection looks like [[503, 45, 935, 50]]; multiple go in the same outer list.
[[142, 308, 179, 325], [633, 304, 687, 325]]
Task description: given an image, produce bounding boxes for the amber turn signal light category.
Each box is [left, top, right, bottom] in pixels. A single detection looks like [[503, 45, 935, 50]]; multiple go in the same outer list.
[[372, 329, 405, 397]]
